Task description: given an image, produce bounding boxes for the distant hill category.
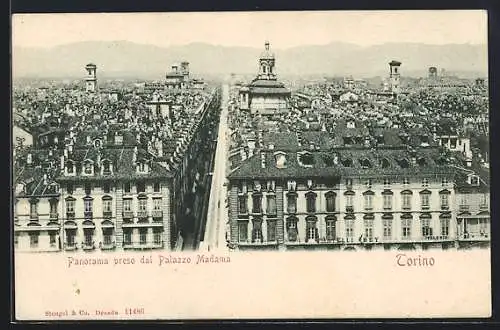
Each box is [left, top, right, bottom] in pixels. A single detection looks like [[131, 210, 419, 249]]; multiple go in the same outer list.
[[12, 40, 488, 79]]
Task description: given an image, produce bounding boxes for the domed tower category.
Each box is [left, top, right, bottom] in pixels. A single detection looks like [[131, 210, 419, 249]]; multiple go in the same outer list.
[[257, 41, 276, 80]]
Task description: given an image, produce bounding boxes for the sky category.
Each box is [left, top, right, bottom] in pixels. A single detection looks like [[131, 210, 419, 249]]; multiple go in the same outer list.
[[12, 10, 487, 49]]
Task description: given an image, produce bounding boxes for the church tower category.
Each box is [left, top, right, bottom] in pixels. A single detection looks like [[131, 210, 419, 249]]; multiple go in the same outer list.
[[389, 60, 401, 94], [257, 41, 276, 80], [85, 63, 97, 93]]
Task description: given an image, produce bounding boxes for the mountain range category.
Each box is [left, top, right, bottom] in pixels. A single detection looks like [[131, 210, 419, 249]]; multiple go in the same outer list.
[[12, 41, 488, 80]]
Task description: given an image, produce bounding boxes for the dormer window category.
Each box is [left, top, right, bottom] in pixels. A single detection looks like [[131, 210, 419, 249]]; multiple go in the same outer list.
[[137, 161, 149, 173], [83, 160, 94, 175], [398, 158, 410, 169], [274, 152, 287, 169], [287, 180, 297, 191], [380, 158, 391, 169], [298, 151, 314, 167], [65, 160, 75, 175], [468, 175, 479, 186], [102, 159, 112, 175], [115, 134, 123, 145], [342, 158, 353, 167], [359, 158, 372, 169], [417, 157, 427, 167]]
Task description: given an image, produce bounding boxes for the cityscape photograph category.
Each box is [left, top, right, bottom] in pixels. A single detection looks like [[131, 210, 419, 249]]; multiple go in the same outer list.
[[12, 11, 490, 255]]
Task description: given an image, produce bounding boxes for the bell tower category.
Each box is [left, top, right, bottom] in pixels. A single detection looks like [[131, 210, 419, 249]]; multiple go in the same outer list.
[[85, 63, 97, 93], [257, 41, 276, 80], [389, 60, 401, 94]]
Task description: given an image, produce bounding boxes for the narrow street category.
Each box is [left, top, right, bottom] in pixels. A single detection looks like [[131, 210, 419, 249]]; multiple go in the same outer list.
[[199, 83, 230, 252]]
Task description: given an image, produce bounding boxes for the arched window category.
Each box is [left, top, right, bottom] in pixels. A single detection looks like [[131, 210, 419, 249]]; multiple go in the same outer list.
[[380, 158, 391, 169], [286, 216, 298, 242], [306, 215, 318, 242], [325, 191, 336, 212], [252, 218, 263, 243], [66, 160, 74, 174], [305, 191, 317, 213], [83, 160, 94, 175], [401, 213, 412, 239], [398, 158, 410, 169], [325, 215, 337, 241], [298, 151, 315, 167], [342, 158, 353, 167], [102, 159, 112, 175], [359, 158, 372, 169]]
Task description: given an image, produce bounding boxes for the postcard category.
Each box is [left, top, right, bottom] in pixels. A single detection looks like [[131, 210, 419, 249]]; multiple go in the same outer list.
[[12, 10, 491, 320]]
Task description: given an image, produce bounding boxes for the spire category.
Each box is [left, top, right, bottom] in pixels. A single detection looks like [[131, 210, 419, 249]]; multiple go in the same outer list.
[[265, 40, 270, 51]]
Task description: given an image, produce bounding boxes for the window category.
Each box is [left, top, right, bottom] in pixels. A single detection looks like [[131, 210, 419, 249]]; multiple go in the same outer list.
[[153, 198, 161, 210], [266, 195, 277, 216], [84, 162, 93, 175], [287, 217, 298, 242], [138, 199, 147, 212], [66, 229, 76, 246], [480, 194, 488, 207], [383, 178, 391, 186], [479, 219, 488, 235], [306, 220, 318, 242], [422, 218, 432, 237], [364, 194, 373, 210], [440, 218, 449, 237], [153, 228, 162, 245], [102, 160, 111, 175], [84, 228, 93, 246], [422, 178, 429, 187], [84, 199, 93, 213], [139, 228, 148, 245], [103, 228, 113, 245], [345, 219, 354, 240], [383, 218, 392, 239], [137, 181, 146, 193], [401, 193, 412, 210], [252, 219, 263, 243], [321, 192, 335, 213], [123, 199, 132, 212], [440, 193, 449, 209], [103, 200, 112, 213], [237, 196, 247, 214], [252, 194, 262, 214], [124, 182, 131, 193], [103, 183, 110, 193], [326, 218, 336, 241], [345, 195, 354, 210], [30, 201, 38, 216], [306, 192, 317, 213], [29, 232, 39, 248], [267, 220, 276, 242], [138, 162, 147, 173], [287, 193, 297, 214], [14, 233, 19, 246], [67, 183, 74, 194], [123, 229, 132, 245], [402, 217, 412, 239], [421, 194, 430, 209], [238, 221, 248, 242], [85, 183, 91, 195], [383, 195, 392, 210], [364, 218, 374, 240], [153, 182, 161, 192], [66, 162, 74, 174]]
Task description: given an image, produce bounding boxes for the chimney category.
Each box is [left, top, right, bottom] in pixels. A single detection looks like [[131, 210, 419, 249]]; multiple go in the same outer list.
[[261, 152, 266, 168], [43, 174, 47, 185], [60, 155, 64, 169], [132, 147, 137, 163], [26, 153, 32, 165]]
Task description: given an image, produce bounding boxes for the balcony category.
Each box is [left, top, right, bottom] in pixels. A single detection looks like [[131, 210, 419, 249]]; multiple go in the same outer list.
[[103, 210, 113, 218], [66, 211, 75, 220], [122, 211, 134, 219], [49, 212, 58, 221], [459, 232, 490, 241], [82, 241, 96, 251], [402, 205, 411, 211], [84, 211, 93, 220], [137, 210, 148, 219], [29, 213, 39, 222], [64, 242, 77, 251], [421, 205, 430, 211], [479, 204, 489, 211], [440, 205, 449, 211], [345, 206, 354, 213], [100, 241, 116, 250], [152, 210, 163, 218], [459, 205, 470, 212]]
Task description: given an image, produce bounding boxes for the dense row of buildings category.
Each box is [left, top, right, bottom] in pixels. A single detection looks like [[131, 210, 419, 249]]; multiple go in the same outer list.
[[226, 41, 490, 251], [13, 62, 221, 252]]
